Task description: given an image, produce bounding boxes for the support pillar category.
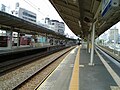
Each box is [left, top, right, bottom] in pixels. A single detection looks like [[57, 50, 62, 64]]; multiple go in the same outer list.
[[53, 38, 55, 45], [87, 34, 90, 53], [45, 33, 48, 42], [89, 22, 95, 66], [42, 36, 44, 46], [45, 33, 48, 46], [6, 30, 13, 49], [17, 32, 20, 48]]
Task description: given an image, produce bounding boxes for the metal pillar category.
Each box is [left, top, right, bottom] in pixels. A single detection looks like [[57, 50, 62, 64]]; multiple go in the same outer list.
[[53, 38, 55, 45], [17, 32, 20, 48], [6, 31, 13, 49], [87, 34, 91, 53], [45, 33, 48, 43], [42, 36, 44, 46], [10, 31, 12, 49], [87, 35, 89, 52], [89, 22, 95, 66]]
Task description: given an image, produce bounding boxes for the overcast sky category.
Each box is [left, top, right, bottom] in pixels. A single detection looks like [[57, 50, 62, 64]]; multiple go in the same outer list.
[[0, 0, 78, 38], [111, 21, 120, 34]]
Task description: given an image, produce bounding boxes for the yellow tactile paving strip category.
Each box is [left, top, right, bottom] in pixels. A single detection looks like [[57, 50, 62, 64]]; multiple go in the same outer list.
[[69, 46, 80, 90]]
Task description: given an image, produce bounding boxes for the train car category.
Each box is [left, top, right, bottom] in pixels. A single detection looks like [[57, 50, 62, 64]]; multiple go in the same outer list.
[[20, 36, 31, 45]]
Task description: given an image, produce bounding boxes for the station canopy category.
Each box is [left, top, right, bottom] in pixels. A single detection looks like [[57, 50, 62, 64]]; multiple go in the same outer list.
[[0, 11, 67, 39], [49, 0, 120, 39]]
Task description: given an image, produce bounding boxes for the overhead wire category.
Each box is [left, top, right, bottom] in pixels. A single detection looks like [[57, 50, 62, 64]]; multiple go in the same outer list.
[[23, 0, 46, 17], [43, 0, 52, 14]]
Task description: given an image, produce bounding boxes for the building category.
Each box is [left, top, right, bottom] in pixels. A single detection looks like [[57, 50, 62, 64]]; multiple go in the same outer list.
[[11, 3, 37, 23], [58, 22, 65, 35], [45, 18, 51, 25], [0, 4, 10, 13], [18, 8, 36, 23], [118, 34, 120, 44], [50, 20, 59, 32], [109, 28, 119, 43], [45, 18, 65, 35], [0, 4, 6, 12]]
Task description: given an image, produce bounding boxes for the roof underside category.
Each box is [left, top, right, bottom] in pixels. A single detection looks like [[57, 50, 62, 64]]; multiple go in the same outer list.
[[49, 0, 120, 39]]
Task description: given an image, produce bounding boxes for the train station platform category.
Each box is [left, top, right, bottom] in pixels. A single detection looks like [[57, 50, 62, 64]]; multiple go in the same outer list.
[[0, 45, 51, 54], [79, 47, 119, 90], [0, 45, 31, 53], [37, 46, 79, 90], [37, 45, 120, 90], [0, 43, 51, 54]]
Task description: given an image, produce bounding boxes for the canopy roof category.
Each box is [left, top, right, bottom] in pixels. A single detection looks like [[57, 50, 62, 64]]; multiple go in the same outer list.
[[49, 0, 120, 39]]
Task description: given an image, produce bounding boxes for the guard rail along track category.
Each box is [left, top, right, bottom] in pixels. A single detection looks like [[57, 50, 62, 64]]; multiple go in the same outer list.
[[96, 44, 120, 62]]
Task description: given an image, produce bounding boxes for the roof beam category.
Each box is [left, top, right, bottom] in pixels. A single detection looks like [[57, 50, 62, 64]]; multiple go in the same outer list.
[[78, 0, 84, 20], [50, 0, 79, 12], [60, 11, 79, 22], [83, 9, 94, 19], [94, 1, 102, 19], [57, 5, 80, 19], [64, 18, 79, 26]]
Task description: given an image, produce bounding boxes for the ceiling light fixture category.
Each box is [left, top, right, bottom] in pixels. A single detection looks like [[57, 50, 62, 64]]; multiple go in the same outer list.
[[78, 20, 81, 27], [73, 0, 76, 3]]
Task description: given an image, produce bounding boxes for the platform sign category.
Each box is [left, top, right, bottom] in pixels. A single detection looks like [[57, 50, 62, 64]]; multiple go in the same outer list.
[[101, 0, 112, 17]]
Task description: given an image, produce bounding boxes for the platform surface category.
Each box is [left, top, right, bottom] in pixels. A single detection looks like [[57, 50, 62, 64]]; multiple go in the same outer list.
[[37, 45, 120, 90], [37, 46, 79, 90], [0, 45, 51, 54], [79, 47, 119, 90]]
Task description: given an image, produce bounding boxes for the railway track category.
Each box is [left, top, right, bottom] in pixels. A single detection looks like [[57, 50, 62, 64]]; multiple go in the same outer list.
[[96, 45, 120, 63], [0, 46, 68, 75], [0, 46, 75, 90]]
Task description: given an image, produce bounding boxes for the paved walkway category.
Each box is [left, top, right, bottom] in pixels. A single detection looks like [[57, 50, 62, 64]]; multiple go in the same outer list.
[[79, 48, 119, 90], [37, 46, 79, 90], [35, 45, 120, 90]]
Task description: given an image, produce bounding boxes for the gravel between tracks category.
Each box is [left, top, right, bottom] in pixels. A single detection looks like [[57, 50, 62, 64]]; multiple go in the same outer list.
[[0, 47, 73, 90], [16, 49, 71, 90]]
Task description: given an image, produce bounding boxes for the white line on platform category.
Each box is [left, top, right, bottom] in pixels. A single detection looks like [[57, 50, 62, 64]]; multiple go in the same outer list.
[[79, 65, 84, 68]]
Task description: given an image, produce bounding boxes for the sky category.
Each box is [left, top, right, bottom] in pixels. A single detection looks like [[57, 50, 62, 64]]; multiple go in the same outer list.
[[110, 21, 120, 34], [0, 0, 78, 39], [99, 21, 120, 40]]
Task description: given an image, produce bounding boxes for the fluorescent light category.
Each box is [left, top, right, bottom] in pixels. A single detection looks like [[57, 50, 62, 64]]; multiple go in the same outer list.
[[73, 0, 77, 3], [78, 20, 81, 27]]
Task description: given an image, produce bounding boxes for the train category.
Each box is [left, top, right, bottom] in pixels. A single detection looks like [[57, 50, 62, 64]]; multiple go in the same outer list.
[[0, 36, 31, 47]]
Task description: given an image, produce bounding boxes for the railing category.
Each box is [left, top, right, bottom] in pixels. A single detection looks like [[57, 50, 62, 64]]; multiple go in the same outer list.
[[96, 44, 120, 62]]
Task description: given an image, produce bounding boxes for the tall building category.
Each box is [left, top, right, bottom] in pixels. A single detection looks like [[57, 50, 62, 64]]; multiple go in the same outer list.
[[11, 3, 37, 23], [18, 8, 36, 23], [109, 28, 119, 43], [45, 17, 65, 35], [58, 22, 65, 35], [50, 20, 59, 32], [118, 34, 120, 44]]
